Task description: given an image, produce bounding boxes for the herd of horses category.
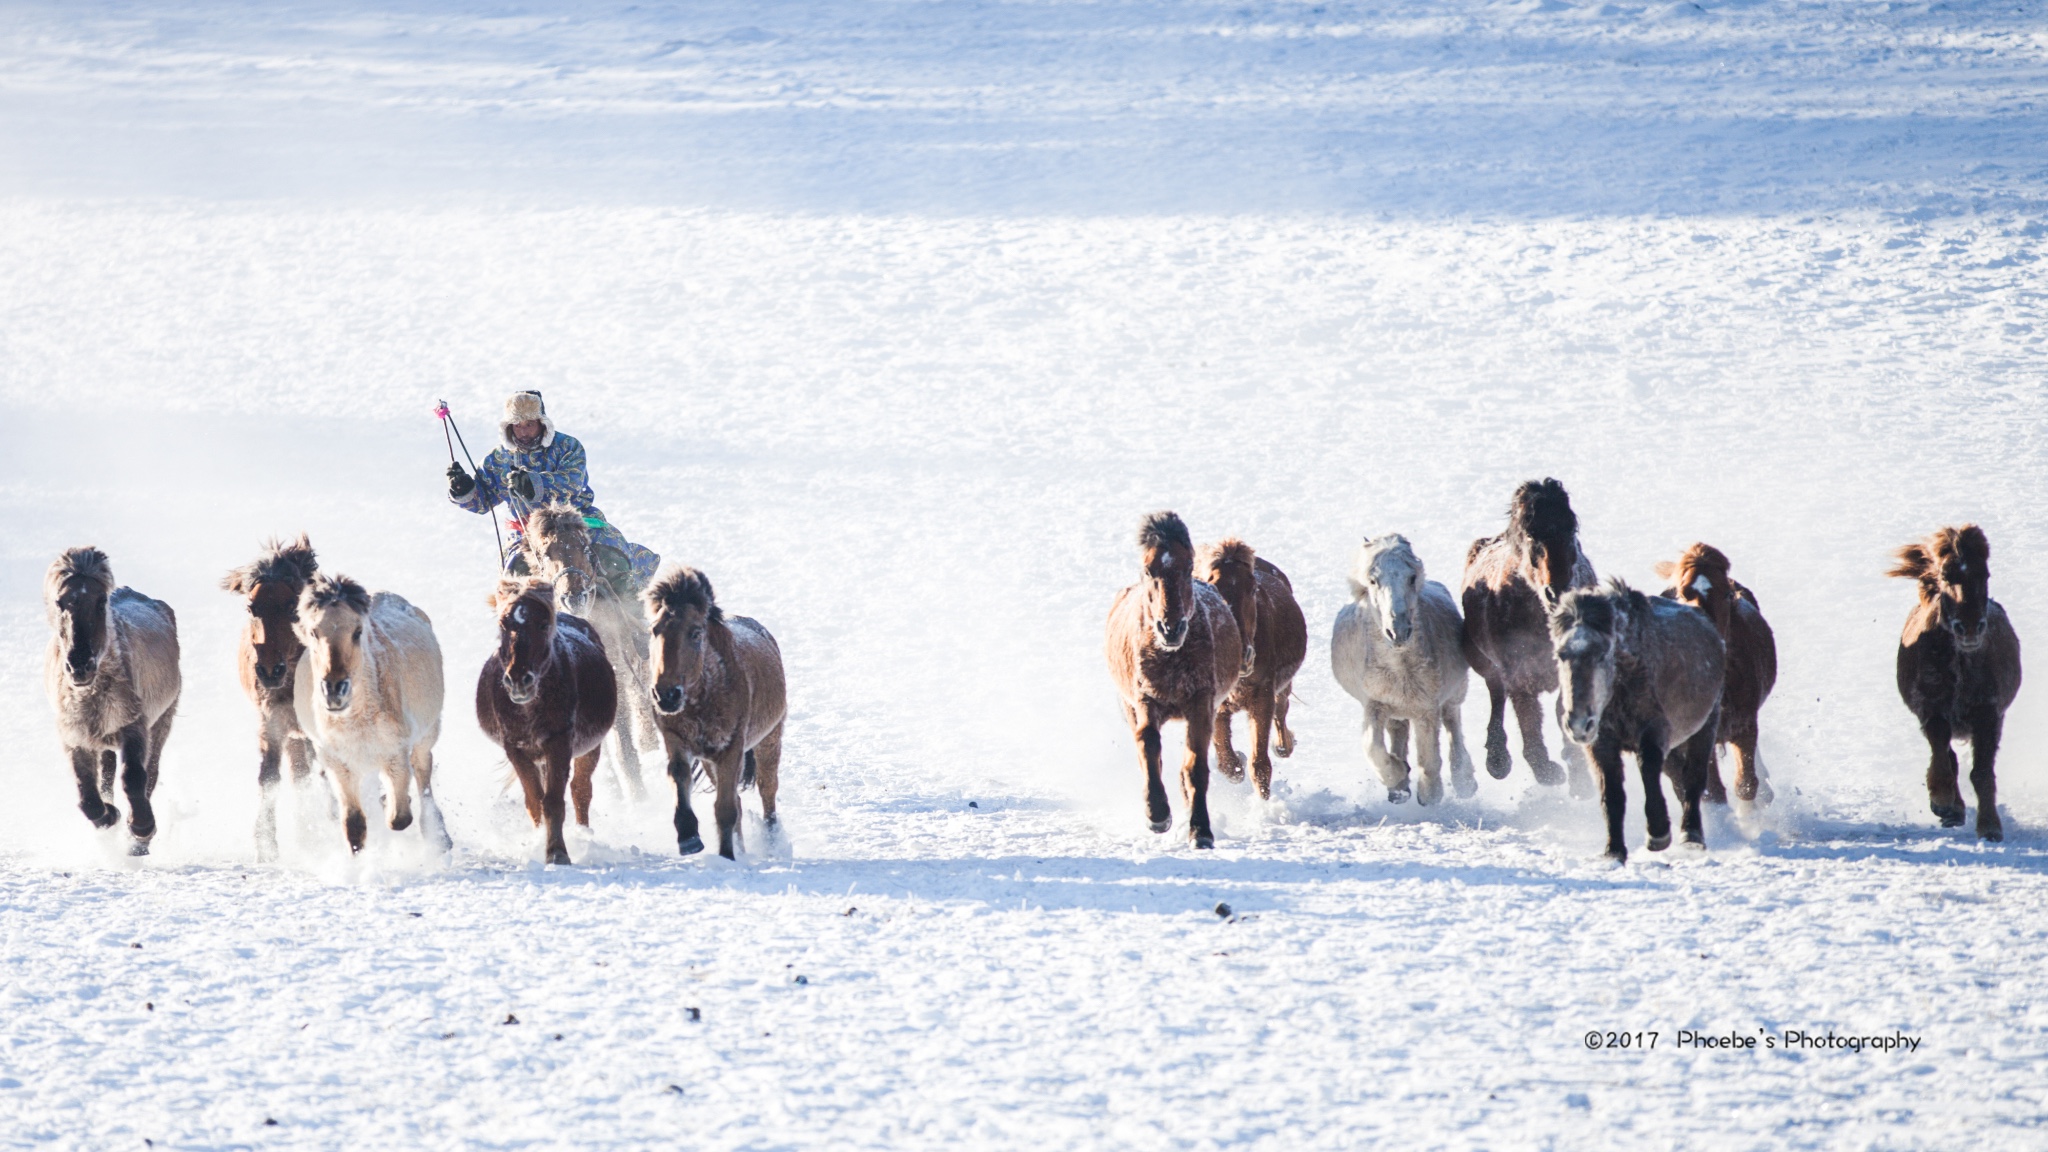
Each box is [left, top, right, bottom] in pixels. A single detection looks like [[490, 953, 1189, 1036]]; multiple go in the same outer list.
[[42, 504, 786, 864], [40, 479, 2023, 866], [1105, 480, 2023, 861]]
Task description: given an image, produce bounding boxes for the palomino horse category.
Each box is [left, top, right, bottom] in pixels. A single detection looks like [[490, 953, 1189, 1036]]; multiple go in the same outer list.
[[1462, 478, 1597, 793], [1550, 580, 1725, 862], [477, 578, 618, 865], [44, 547, 181, 854], [1105, 511, 1242, 848], [1656, 543, 1777, 806], [645, 567, 787, 860], [520, 502, 657, 802], [292, 574, 449, 855], [1199, 539, 1306, 800], [1889, 525, 2023, 840], [1332, 534, 1476, 805], [222, 535, 321, 861]]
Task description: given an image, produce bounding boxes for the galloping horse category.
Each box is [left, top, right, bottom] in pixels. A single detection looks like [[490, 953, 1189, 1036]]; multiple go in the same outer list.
[[293, 574, 448, 854], [476, 577, 617, 865], [1105, 512, 1242, 848], [520, 502, 657, 802], [1655, 543, 1777, 806], [1199, 539, 1306, 801], [1461, 479, 1597, 793], [222, 535, 321, 861], [44, 547, 181, 854], [1889, 525, 2022, 840]]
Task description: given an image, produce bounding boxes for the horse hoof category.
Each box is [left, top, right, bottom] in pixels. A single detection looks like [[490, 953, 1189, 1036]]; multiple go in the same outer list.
[[1753, 781, 1775, 807], [1274, 741, 1294, 760], [1646, 833, 1671, 852], [1148, 819, 1172, 834], [1604, 847, 1628, 865], [390, 811, 413, 832], [1416, 778, 1443, 807], [1453, 774, 1478, 800], [127, 839, 152, 858], [1529, 758, 1565, 787], [1567, 772, 1597, 801], [1191, 831, 1215, 850], [677, 836, 704, 855], [1704, 792, 1728, 807], [547, 848, 573, 866], [89, 808, 120, 830], [1485, 746, 1512, 780], [1979, 825, 2005, 843], [1933, 804, 1966, 828], [1386, 788, 1410, 805]]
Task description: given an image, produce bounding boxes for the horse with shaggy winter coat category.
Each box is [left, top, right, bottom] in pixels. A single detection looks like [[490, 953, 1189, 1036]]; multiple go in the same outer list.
[[1332, 534, 1475, 805], [1550, 580, 1724, 863], [1199, 539, 1306, 800], [293, 574, 448, 855], [223, 535, 322, 861], [1655, 543, 1777, 806], [44, 547, 181, 853]]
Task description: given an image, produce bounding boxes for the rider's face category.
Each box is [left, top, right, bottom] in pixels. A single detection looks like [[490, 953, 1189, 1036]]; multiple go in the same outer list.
[[511, 419, 544, 446]]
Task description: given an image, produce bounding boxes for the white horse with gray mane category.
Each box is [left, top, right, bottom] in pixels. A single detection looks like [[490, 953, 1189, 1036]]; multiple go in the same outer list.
[[1331, 534, 1475, 805]]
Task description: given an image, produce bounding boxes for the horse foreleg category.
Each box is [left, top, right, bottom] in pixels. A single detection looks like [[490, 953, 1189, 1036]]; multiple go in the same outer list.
[[505, 747, 547, 829], [1366, 701, 1409, 802], [1731, 731, 1770, 806], [1211, 700, 1246, 783], [1443, 700, 1477, 799], [1272, 679, 1297, 759], [1676, 725, 1713, 849], [541, 737, 573, 866], [1921, 715, 1964, 827], [410, 740, 452, 852], [665, 740, 704, 856], [1969, 706, 2005, 842], [98, 750, 118, 805], [1638, 739, 1672, 852], [1182, 700, 1216, 849], [1482, 675, 1511, 779], [712, 746, 746, 861], [1247, 689, 1276, 800], [255, 717, 286, 862], [328, 760, 368, 854], [70, 746, 116, 829], [380, 751, 414, 832], [1414, 712, 1445, 807], [570, 748, 600, 828], [1133, 707, 1170, 834], [1513, 691, 1563, 786], [1593, 739, 1629, 863], [118, 726, 156, 852]]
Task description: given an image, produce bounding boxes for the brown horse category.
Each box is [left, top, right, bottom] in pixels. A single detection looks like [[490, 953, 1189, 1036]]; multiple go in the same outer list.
[[1655, 543, 1777, 806], [43, 547, 181, 854], [645, 567, 787, 860], [1105, 512, 1242, 848], [1461, 478, 1597, 793], [222, 535, 321, 861], [1199, 539, 1306, 800], [1889, 526, 2023, 841], [477, 578, 617, 865]]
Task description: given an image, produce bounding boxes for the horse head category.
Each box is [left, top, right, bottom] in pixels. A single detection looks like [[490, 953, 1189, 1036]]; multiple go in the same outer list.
[[1550, 580, 1632, 746], [223, 535, 318, 691], [490, 578, 560, 705], [296, 575, 374, 712], [46, 547, 117, 686], [523, 503, 600, 616], [1199, 538, 1258, 673], [645, 566, 721, 715], [1136, 512, 1196, 652], [1508, 478, 1581, 607], [1350, 534, 1424, 647], [1890, 525, 1994, 649], [1655, 542, 1733, 639]]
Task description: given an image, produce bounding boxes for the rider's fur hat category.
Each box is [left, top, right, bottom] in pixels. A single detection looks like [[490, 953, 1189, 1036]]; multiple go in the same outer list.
[[500, 390, 555, 452]]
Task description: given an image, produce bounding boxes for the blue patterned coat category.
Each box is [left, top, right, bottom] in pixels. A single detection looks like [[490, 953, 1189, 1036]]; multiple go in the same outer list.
[[450, 432, 659, 585]]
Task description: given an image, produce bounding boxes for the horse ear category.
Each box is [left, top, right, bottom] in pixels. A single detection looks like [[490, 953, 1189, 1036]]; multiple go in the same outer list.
[[1347, 577, 1369, 601], [1652, 560, 1677, 580], [221, 567, 251, 594], [1886, 544, 1929, 580], [489, 577, 525, 610]]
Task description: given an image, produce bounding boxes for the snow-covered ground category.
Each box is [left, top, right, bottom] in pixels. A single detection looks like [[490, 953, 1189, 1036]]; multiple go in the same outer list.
[[3, 2, 2047, 1147]]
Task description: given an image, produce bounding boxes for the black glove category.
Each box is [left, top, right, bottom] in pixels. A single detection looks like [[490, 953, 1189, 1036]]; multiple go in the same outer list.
[[508, 469, 537, 501], [446, 462, 475, 499]]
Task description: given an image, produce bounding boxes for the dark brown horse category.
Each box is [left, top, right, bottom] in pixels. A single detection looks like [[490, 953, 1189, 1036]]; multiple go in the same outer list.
[[1461, 479, 1597, 793], [476, 578, 617, 865], [645, 567, 787, 860], [222, 535, 320, 861], [1105, 512, 1242, 848], [1199, 539, 1306, 800], [43, 548, 181, 854], [1655, 543, 1777, 806], [1889, 526, 2023, 840]]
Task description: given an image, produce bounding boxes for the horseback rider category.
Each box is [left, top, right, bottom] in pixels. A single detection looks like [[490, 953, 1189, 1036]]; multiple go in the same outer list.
[[445, 391, 659, 594]]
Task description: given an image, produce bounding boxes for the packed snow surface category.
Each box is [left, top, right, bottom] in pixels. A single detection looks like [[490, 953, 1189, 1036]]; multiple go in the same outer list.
[[3, 1, 2048, 1147]]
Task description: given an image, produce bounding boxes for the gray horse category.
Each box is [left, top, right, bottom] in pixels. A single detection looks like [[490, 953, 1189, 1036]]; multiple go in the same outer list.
[[1331, 535, 1475, 805], [44, 547, 181, 853]]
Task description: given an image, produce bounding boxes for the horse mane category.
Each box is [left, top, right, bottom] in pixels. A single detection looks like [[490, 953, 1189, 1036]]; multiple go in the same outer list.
[[1548, 577, 1640, 641], [524, 502, 590, 545], [1888, 524, 1989, 591], [491, 576, 557, 613], [645, 565, 723, 623], [1199, 538, 1256, 577], [302, 573, 373, 616], [1137, 511, 1192, 553], [1505, 478, 1576, 546], [49, 546, 116, 596], [221, 534, 318, 594], [1654, 542, 1730, 589]]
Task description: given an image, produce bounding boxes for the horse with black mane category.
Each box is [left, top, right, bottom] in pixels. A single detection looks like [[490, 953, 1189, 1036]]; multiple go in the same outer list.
[[223, 535, 321, 861], [1889, 525, 2022, 841]]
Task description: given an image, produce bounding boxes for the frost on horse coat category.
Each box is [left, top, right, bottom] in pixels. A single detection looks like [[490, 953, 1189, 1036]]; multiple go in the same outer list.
[[1332, 534, 1474, 806], [44, 547, 181, 853], [292, 575, 449, 855], [449, 431, 660, 586]]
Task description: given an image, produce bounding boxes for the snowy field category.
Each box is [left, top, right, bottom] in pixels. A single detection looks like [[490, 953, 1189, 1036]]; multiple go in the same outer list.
[[4, 1, 2048, 1147]]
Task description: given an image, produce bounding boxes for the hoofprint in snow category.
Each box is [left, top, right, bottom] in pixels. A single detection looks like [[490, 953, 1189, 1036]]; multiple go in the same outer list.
[[4, 0, 2048, 1147]]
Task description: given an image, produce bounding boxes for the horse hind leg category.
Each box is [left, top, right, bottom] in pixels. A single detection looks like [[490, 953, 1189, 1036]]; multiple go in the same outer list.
[[1481, 675, 1512, 779], [411, 741, 452, 852], [1443, 701, 1477, 799], [1272, 679, 1296, 759], [1513, 691, 1563, 786], [1246, 689, 1277, 801], [752, 723, 784, 836], [571, 748, 601, 829]]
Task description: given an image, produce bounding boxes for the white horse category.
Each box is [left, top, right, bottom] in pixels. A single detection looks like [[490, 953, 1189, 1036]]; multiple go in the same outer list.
[[293, 574, 449, 854], [1331, 534, 1476, 805]]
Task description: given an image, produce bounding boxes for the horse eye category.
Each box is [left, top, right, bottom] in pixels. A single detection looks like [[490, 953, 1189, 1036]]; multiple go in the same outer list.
[[688, 627, 704, 642], [351, 627, 362, 643]]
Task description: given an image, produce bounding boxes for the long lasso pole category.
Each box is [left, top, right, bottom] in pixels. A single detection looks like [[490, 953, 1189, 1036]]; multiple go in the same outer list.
[[436, 400, 506, 567]]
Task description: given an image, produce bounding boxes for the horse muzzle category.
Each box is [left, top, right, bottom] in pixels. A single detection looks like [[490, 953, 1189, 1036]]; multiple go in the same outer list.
[[1154, 618, 1190, 651], [253, 661, 290, 690], [1949, 620, 1989, 650], [322, 679, 353, 711], [503, 671, 539, 705], [653, 685, 685, 715], [1565, 712, 1599, 745], [66, 662, 98, 686]]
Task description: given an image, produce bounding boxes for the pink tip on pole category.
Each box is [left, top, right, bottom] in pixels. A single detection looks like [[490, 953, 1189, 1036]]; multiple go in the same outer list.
[[434, 404, 450, 419]]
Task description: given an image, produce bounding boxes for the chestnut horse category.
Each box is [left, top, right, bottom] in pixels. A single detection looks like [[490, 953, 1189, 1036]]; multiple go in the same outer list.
[[477, 578, 618, 865], [222, 535, 321, 861], [645, 567, 787, 860], [1105, 512, 1242, 848], [1461, 479, 1597, 793], [1656, 543, 1777, 806], [1889, 526, 2022, 840], [1199, 539, 1306, 800], [44, 547, 181, 854], [1550, 580, 1725, 863]]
